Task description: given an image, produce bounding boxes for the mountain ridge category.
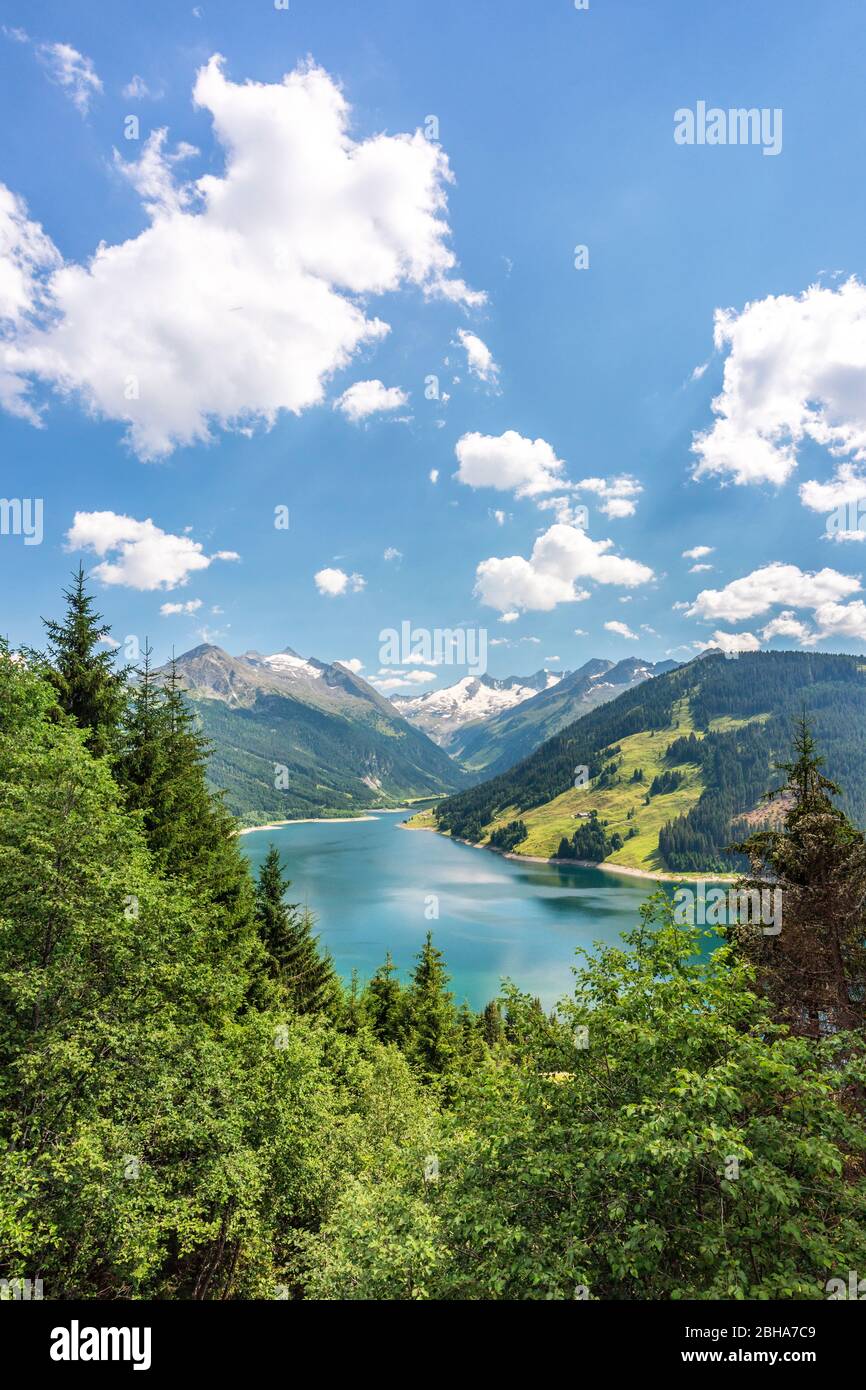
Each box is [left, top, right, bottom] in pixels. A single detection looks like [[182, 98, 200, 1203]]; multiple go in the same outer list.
[[158, 642, 467, 825], [427, 650, 866, 873]]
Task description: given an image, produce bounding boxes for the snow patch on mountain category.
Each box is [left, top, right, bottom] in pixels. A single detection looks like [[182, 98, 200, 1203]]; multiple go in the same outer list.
[[393, 671, 563, 748]]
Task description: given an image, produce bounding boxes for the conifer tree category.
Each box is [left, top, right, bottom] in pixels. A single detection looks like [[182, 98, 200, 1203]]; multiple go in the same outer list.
[[481, 999, 503, 1045], [254, 845, 336, 1014], [365, 952, 404, 1044], [118, 641, 168, 833], [405, 932, 456, 1075], [41, 563, 127, 757], [118, 654, 258, 963], [731, 716, 866, 1037]]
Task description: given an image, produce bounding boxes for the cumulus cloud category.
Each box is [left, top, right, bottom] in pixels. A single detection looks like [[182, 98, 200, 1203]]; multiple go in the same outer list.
[[690, 563, 713, 573], [692, 278, 866, 487], [686, 562, 866, 646], [336, 657, 364, 673], [810, 600, 866, 643], [0, 189, 59, 421], [66, 511, 239, 591], [474, 522, 653, 613], [704, 630, 762, 654], [687, 563, 859, 624], [604, 620, 638, 640], [383, 546, 402, 562], [455, 328, 499, 384], [536, 496, 588, 528], [576, 474, 642, 518], [761, 611, 817, 645], [373, 669, 437, 692], [37, 41, 102, 114], [0, 55, 482, 458], [160, 599, 203, 615], [683, 545, 714, 560], [314, 567, 365, 597], [455, 430, 569, 498], [335, 379, 409, 422]]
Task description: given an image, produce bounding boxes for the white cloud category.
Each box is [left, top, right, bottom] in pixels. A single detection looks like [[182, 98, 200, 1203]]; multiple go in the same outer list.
[[576, 474, 642, 518], [687, 563, 859, 623], [499, 610, 519, 623], [37, 41, 102, 114], [429, 469, 439, 484], [455, 430, 568, 498], [799, 462, 866, 514], [336, 657, 364, 673], [474, 522, 653, 613], [113, 129, 199, 217], [761, 611, 817, 645], [373, 669, 437, 692], [692, 278, 866, 486], [383, 546, 402, 562], [66, 511, 239, 591], [683, 545, 714, 560], [314, 567, 365, 596], [0, 189, 59, 420], [811, 600, 866, 643], [704, 630, 761, 654], [573, 627, 588, 636], [335, 379, 409, 422], [161, 599, 203, 615], [689, 563, 713, 573], [122, 74, 160, 100], [604, 620, 638, 640], [455, 328, 499, 384], [0, 56, 482, 458], [536, 495, 587, 527]]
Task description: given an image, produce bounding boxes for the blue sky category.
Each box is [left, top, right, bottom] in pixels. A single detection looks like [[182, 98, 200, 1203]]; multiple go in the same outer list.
[[3, 0, 866, 692]]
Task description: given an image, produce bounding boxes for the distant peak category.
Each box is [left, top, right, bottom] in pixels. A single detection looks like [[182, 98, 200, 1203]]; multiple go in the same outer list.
[[176, 642, 227, 660]]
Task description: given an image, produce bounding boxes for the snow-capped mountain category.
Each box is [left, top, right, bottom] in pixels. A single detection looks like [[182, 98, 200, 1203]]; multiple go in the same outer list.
[[156, 642, 465, 823], [392, 670, 564, 750]]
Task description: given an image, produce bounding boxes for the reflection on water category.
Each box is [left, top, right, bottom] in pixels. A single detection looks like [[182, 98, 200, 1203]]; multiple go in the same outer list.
[[240, 812, 690, 1011]]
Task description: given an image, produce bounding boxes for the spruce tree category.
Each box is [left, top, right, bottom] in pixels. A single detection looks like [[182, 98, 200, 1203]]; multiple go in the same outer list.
[[254, 845, 336, 1014], [365, 952, 404, 1044], [405, 932, 456, 1076], [118, 641, 168, 834], [42, 563, 127, 757], [118, 653, 258, 964], [731, 716, 866, 1038], [481, 999, 503, 1045]]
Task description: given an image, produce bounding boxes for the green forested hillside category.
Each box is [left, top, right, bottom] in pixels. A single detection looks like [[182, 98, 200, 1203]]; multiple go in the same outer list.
[[456, 656, 678, 776], [195, 691, 463, 823], [2, 578, 865, 1302], [159, 643, 465, 824], [432, 651, 866, 871]]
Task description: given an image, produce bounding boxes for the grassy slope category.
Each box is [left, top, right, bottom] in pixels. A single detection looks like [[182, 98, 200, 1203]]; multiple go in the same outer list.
[[411, 702, 770, 869]]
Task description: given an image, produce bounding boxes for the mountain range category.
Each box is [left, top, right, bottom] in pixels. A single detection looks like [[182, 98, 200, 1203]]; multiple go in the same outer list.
[[162, 643, 465, 825], [164, 642, 682, 827], [392, 670, 562, 751], [428, 649, 866, 874], [449, 656, 679, 777]]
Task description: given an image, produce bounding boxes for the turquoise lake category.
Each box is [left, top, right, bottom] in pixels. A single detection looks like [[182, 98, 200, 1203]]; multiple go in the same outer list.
[[240, 811, 682, 1010]]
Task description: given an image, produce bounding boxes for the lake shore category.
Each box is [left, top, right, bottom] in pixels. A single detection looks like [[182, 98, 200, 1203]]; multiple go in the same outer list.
[[400, 820, 737, 883], [237, 807, 413, 836], [238, 815, 378, 835]]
